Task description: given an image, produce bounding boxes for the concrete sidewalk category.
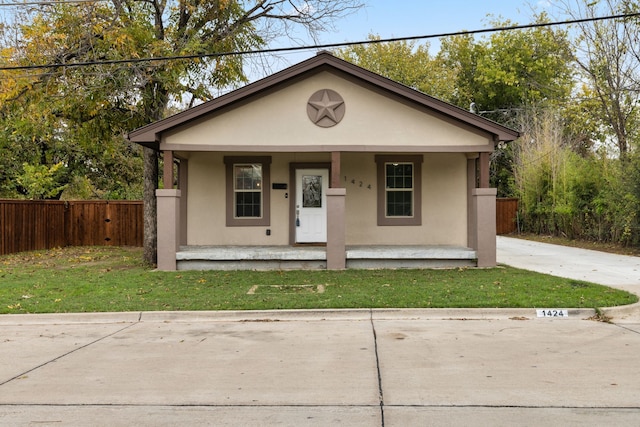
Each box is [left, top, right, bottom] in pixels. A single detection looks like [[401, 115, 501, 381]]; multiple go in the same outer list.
[[2, 238, 640, 426], [1, 309, 640, 426]]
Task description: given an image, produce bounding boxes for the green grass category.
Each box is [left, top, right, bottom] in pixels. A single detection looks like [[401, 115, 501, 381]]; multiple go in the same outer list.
[[0, 246, 636, 314]]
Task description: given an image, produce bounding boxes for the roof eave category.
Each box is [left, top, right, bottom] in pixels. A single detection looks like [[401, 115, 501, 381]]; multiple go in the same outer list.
[[127, 51, 521, 146]]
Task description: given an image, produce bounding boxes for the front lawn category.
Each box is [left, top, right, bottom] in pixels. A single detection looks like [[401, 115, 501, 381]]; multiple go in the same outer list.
[[0, 246, 636, 314]]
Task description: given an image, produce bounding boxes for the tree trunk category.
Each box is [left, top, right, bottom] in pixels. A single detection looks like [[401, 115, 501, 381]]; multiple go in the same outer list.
[[143, 146, 158, 265]]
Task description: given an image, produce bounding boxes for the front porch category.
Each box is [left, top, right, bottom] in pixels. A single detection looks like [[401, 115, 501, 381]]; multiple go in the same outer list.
[[176, 245, 477, 271]]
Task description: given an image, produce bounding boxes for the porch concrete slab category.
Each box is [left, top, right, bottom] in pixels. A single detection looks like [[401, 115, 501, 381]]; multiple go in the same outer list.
[[0, 316, 380, 407], [375, 318, 640, 408], [177, 246, 328, 270], [346, 245, 476, 260], [346, 245, 477, 268], [176, 245, 479, 270], [177, 245, 326, 261]]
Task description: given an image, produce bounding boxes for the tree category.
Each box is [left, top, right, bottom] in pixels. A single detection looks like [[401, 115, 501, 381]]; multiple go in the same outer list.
[[556, 0, 640, 156], [0, 0, 362, 264], [16, 162, 67, 200], [333, 17, 575, 197], [334, 15, 575, 126], [437, 14, 575, 124], [334, 35, 456, 100], [438, 15, 575, 196]]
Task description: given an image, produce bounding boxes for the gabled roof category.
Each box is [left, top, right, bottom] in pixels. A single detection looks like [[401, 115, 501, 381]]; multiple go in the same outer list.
[[128, 51, 520, 148]]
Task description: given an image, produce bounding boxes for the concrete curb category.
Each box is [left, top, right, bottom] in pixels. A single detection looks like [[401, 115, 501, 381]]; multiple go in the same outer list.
[[0, 307, 601, 325], [601, 301, 640, 323], [139, 308, 599, 322], [0, 311, 141, 325]]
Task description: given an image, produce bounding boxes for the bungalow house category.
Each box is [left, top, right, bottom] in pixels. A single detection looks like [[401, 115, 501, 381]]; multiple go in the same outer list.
[[128, 51, 519, 271]]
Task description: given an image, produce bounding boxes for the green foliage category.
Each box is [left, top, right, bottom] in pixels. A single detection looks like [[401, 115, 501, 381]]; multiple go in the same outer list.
[[1, 0, 363, 264], [437, 13, 574, 123], [16, 162, 67, 200], [335, 35, 455, 100], [0, 1, 278, 199], [1, 1, 638, 248], [561, 0, 640, 156], [337, 17, 575, 122], [335, 16, 578, 204], [589, 153, 640, 245], [514, 108, 640, 246]]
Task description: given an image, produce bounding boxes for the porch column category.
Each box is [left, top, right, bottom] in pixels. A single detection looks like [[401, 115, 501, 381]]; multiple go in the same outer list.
[[163, 150, 174, 190], [472, 188, 497, 267], [327, 151, 346, 269], [156, 189, 181, 271], [178, 159, 188, 246], [327, 188, 346, 269], [466, 153, 478, 250], [478, 152, 490, 188], [331, 151, 342, 188]]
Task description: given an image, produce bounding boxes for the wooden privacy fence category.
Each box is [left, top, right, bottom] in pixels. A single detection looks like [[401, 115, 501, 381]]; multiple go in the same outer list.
[[496, 198, 519, 235], [2, 198, 518, 255], [0, 200, 143, 256]]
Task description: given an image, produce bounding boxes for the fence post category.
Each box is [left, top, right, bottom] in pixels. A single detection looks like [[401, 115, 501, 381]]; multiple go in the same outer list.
[[63, 201, 70, 247], [104, 201, 112, 245]]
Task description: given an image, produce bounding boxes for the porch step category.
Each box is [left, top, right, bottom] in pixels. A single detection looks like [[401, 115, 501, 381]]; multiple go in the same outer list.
[[346, 245, 477, 269], [176, 245, 476, 270], [177, 246, 327, 271]]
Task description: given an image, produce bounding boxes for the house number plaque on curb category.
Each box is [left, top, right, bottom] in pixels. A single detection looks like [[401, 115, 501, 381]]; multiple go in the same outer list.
[[307, 89, 345, 127], [536, 309, 569, 318]]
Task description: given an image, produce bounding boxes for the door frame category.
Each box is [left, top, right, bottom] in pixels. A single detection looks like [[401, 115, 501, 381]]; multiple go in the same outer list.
[[289, 162, 331, 245]]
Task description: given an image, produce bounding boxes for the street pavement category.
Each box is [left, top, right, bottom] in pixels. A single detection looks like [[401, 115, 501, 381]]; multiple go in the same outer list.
[[1, 237, 639, 426]]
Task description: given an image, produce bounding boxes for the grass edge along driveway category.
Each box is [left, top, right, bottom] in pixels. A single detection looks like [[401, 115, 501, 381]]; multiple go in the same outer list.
[[1, 246, 637, 314]]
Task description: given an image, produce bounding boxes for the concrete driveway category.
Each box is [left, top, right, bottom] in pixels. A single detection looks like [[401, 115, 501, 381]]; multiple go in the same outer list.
[[1, 238, 639, 426], [497, 236, 640, 294]]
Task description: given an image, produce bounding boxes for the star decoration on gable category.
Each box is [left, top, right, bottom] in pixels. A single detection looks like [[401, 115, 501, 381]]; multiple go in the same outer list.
[[307, 89, 345, 128]]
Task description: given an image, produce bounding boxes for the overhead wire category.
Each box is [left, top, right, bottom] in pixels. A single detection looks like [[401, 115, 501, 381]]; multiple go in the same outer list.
[[0, 0, 107, 6], [0, 12, 639, 72]]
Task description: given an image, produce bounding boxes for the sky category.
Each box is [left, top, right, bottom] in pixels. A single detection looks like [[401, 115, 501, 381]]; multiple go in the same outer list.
[[320, 0, 539, 42], [252, 0, 554, 81]]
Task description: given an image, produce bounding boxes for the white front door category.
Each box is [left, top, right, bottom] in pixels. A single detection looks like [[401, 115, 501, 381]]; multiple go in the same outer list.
[[295, 169, 329, 243]]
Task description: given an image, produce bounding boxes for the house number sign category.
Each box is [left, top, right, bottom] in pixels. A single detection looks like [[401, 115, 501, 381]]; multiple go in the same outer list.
[[536, 309, 569, 318]]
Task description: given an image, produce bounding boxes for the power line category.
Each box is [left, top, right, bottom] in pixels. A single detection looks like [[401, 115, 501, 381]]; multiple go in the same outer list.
[[0, 12, 639, 72], [0, 0, 106, 6]]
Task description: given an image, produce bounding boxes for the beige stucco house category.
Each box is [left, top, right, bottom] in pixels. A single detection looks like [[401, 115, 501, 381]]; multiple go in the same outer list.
[[128, 51, 519, 271]]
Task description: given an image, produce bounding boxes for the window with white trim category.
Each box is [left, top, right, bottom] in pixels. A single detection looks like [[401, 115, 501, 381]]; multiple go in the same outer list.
[[375, 155, 422, 226], [234, 164, 263, 218], [224, 156, 271, 226], [385, 162, 414, 217]]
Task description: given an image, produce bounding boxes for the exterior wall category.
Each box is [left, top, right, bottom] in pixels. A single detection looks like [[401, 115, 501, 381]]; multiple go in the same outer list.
[[184, 151, 468, 248], [343, 152, 468, 246], [186, 152, 330, 246], [163, 72, 492, 150]]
